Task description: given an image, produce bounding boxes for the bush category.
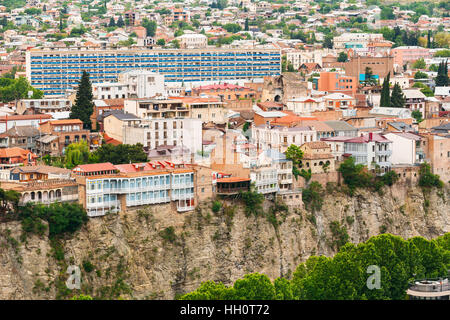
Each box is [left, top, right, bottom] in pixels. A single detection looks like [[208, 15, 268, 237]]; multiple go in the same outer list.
[[381, 170, 399, 186], [239, 191, 264, 217], [212, 201, 222, 214], [160, 227, 177, 243], [82, 260, 95, 273], [418, 162, 444, 189], [18, 202, 87, 238], [302, 182, 324, 212]]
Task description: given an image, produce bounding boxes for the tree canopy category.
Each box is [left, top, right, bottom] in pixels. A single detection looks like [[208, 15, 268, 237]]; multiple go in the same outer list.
[[181, 233, 450, 300], [0, 76, 43, 103], [94, 143, 148, 165]]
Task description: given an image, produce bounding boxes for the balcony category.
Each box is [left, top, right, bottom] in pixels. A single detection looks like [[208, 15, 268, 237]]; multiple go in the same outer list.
[[375, 149, 392, 156], [177, 205, 195, 212]]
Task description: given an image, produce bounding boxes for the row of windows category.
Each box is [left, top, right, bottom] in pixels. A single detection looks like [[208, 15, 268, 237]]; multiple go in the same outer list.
[[87, 174, 194, 191]]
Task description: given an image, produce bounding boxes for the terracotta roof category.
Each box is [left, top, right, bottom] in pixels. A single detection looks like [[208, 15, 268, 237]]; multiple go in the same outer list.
[[0, 147, 37, 159], [51, 119, 83, 125], [0, 114, 52, 122], [302, 141, 330, 149], [11, 165, 70, 175], [217, 177, 251, 183], [73, 162, 117, 173]]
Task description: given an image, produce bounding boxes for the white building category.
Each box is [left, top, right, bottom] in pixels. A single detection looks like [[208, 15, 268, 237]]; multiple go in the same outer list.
[[176, 33, 208, 49], [286, 97, 325, 115], [383, 132, 425, 165], [118, 70, 166, 99], [93, 82, 128, 100], [122, 118, 202, 155], [333, 33, 384, 50], [286, 49, 333, 70], [252, 124, 317, 153]]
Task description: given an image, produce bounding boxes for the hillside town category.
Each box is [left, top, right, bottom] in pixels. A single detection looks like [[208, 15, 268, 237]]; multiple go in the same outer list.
[[0, 0, 449, 218]]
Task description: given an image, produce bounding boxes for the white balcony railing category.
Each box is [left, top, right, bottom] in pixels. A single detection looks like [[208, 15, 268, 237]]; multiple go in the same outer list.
[[177, 205, 195, 212]]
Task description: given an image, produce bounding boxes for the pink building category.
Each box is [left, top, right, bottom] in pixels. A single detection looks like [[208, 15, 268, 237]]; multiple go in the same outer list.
[[392, 46, 430, 67]]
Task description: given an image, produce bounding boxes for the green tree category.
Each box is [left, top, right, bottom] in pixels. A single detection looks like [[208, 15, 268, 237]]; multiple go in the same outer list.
[[380, 72, 391, 107], [244, 18, 249, 31], [412, 58, 426, 69], [108, 17, 116, 27], [418, 162, 444, 189], [117, 15, 124, 27], [171, 39, 180, 49], [323, 35, 333, 49], [411, 110, 423, 123], [223, 23, 241, 33], [338, 157, 373, 194], [337, 52, 348, 62], [156, 39, 165, 46], [414, 71, 428, 79], [142, 18, 157, 37], [232, 273, 277, 300], [64, 140, 97, 169], [435, 61, 449, 87], [285, 144, 304, 166], [390, 83, 406, 108], [93, 143, 148, 164], [0, 76, 43, 105], [70, 71, 94, 130], [302, 181, 324, 212]]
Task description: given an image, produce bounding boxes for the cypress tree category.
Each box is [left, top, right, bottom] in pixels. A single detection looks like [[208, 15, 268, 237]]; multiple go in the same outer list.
[[435, 61, 449, 87], [108, 17, 116, 27], [70, 71, 94, 130], [380, 72, 391, 107], [117, 15, 124, 27], [390, 83, 406, 108], [245, 18, 249, 31]]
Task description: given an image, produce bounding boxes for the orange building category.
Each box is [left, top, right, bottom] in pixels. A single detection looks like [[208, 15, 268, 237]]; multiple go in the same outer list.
[[39, 119, 91, 156], [0, 147, 37, 168], [316, 72, 357, 96], [190, 83, 259, 110]]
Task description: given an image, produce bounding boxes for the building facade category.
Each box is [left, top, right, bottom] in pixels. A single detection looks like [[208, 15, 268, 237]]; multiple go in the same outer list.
[[74, 161, 197, 217], [26, 48, 281, 96]]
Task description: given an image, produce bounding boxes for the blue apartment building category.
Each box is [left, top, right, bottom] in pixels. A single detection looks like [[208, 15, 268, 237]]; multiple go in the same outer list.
[[26, 48, 282, 96]]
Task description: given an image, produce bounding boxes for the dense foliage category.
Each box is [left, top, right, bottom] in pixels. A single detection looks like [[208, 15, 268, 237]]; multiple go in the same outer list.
[[94, 143, 148, 165], [181, 233, 450, 300], [0, 76, 43, 103], [18, 202, 88, 237], [418, 162, 444, 189]]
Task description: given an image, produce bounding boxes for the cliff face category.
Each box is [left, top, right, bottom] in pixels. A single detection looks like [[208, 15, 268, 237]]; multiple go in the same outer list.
[[0, 184, 448, 300]]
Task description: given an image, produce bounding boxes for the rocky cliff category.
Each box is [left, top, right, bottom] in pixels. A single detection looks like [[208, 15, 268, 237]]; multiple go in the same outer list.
[[0, 184, 448, 300]]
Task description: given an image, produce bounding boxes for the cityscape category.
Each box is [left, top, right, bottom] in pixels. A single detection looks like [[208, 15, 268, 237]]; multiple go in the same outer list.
[[0, 0, 449, 304]]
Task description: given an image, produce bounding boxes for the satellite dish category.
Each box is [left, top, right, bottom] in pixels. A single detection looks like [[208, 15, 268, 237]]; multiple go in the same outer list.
[[28, 91, 33, 98]]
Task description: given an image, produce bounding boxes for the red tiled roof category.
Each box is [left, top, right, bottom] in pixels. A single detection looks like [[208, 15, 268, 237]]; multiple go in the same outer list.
[[217, 177, 251, 183], [0, 114, 52, 122], [345, 133, 391, 143], [73, 162, 117, 173], [0, 147, 37, 159]]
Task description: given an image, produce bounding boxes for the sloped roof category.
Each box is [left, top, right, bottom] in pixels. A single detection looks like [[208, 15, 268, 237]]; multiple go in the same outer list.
[[74, 162, 117, 173], [324, 121, 357, 131]]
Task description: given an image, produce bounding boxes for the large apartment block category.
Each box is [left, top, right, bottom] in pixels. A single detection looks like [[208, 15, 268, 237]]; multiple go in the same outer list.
[[26, 48, 282, 96]]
